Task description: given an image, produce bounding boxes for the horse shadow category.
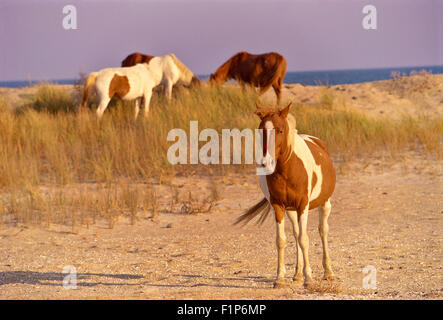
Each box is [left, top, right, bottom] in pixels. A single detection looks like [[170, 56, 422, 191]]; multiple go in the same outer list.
[[142, 274, 273, 290], [0, 271, 144, 287], [0, 271, 276, 290]]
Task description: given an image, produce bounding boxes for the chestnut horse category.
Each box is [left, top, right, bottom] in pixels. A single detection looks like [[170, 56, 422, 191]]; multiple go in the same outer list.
[[209, 52, 287, 104], [121, 52, 155, 67], [83, 54, 198, 119], [235, 103, 336, 288]]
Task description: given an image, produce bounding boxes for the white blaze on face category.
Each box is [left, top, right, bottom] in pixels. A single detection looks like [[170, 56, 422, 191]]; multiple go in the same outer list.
[[261, 121, 276, 173]]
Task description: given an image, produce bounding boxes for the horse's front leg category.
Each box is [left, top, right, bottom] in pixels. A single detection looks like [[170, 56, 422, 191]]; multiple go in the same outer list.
[[298, 205, 313, 286], [272, 83, 282, 106], [272, 204, 287, 288]]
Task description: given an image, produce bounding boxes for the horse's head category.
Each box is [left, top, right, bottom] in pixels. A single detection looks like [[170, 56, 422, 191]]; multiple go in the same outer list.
[[190, 76, 201, 88], [209, 72, 224, 86], [209, 56, 234, 86], [255, 102, 293, 171]]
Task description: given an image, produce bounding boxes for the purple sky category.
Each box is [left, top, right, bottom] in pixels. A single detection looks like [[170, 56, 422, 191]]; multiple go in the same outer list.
[[0, 0, 442, 81]]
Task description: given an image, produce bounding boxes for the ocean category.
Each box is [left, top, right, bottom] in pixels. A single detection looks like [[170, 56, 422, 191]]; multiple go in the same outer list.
[[1, 65, 442, 88]]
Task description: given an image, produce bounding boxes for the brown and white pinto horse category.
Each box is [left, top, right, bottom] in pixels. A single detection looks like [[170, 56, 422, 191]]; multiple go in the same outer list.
[[236, 103, 336, 288], [82, 54, 198, 119], [209, 52, 287, 104], [121, 52, 201, 93]]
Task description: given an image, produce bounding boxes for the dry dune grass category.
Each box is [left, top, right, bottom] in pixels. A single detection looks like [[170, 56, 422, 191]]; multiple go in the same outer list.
[[382, 70, 441, 98], [0, 76, 442, 229]]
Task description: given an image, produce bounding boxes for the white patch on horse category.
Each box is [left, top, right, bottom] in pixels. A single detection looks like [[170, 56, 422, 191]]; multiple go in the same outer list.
[[299, 134, 315, 144], [264, 121, 274, 130], [291, 134, 323, 203]]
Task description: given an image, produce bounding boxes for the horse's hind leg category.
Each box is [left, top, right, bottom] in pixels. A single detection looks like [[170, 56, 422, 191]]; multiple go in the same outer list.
[[319, 199, 334, 280], [143, 90, 153, 117], [134, 98, 141, 120], [96, 95, 111, 119], [272, 83, 281, 105], [287, 210, 303, 283]]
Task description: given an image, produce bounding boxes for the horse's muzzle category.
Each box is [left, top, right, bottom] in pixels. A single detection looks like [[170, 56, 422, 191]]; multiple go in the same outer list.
[[260, 154, 275, 169]]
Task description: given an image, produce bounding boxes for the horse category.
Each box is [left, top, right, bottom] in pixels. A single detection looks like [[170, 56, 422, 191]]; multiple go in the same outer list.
[[121, 52, 200, 96], [235, 102, 336, 288], [121, 52, 155, 67], [209, 52, 287, 104], [82, 54, 199, 119]]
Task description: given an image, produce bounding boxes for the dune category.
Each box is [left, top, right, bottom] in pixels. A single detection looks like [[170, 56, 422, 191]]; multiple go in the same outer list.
[[261, 74, 443, 119]]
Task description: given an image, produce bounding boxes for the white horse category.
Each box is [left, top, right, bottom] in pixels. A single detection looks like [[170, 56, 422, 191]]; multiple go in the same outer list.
[[82, 54, 199, 119]]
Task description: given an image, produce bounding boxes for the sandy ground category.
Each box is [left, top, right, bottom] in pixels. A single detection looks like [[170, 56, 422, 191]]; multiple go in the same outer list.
[[0, 77, 442, 299]]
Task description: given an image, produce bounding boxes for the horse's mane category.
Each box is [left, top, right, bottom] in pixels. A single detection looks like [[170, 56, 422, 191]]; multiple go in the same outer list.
[[286, 113, 297, 152], [168, 53, 194, 82]]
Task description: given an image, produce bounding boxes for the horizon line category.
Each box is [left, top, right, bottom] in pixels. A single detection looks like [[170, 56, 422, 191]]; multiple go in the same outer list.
[[1, 64, 442, 84]]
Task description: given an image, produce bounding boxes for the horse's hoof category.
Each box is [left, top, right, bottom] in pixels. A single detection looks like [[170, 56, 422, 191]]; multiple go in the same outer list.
[[303, 278, 314, 288], [292, 275, 304, 283], [273, 279, 287, 289], [323, 273, 335, 281]]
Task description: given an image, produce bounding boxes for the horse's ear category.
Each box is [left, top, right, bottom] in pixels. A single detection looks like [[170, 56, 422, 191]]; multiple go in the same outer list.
[[254, 102, 264, 119], [279, 102, 292, 118]]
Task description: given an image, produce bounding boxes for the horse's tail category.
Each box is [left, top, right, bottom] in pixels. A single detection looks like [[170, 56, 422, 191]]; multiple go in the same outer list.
[[234, 197, 271, 227], [260, 54, 287, 95], [82, 72, 98, 109]]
